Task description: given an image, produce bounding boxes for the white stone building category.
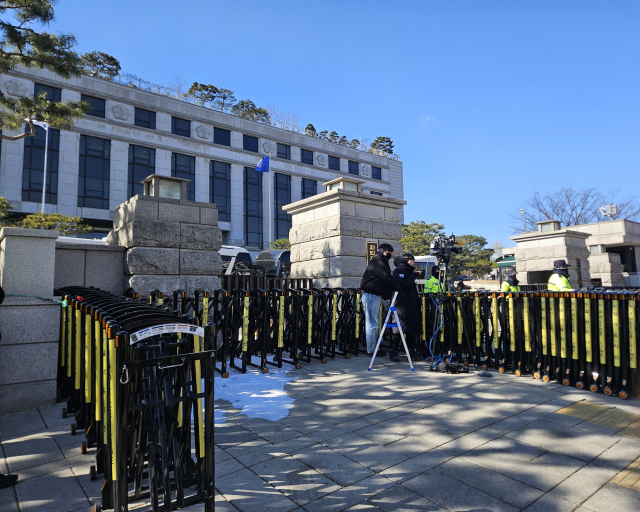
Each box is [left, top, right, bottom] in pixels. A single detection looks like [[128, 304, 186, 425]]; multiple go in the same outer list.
[[0, 66, 404, 249]]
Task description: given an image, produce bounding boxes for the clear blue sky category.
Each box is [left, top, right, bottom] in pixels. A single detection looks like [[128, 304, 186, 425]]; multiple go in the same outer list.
[[51, 0, 639, 247]]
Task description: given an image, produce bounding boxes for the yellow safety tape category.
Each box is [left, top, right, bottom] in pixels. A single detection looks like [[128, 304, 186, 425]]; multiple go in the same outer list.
[[550, 297, 557, 357], [278, 296, 285, 348], [492, 297, 499, 350], [75, 310, 82, 390], [85, 313, 92, 403], [571, 297, 579, 360], [94, 320, 101, 422], [475, 298, 481, 347], [457, 303, 463, 346], [332, 295, 338, 341], [630, 300, 637, 369], [308, 295, 313, 345], [108, 337, 117, 480], [242, 297, 250, 352], [585, 298, 592, 363], [599, 299, 606, 364], [541, 297, 548, 356], [559, 298, 567, 359], [61, 306, 67, 367], [202, 297, 209, 325], [523, 297, 531, 353], [508, 296, 515, 352], [422, 296, 427, 342], [102, 328, 108, 444], [193, 330, 205, 458], [355, 293, 361, 340], [613, 300, 620, 368]]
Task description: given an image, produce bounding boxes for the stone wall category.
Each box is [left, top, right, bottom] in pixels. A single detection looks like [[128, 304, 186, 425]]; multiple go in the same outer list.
[[54, 239, 126, 294], [589, 253, 624, 287], [0, 228, 60, 413], [106, 194, 223, 296], [285, 180, 406, 288]]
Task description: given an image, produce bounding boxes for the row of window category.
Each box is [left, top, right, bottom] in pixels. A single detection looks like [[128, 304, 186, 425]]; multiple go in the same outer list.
[[34, 83, 383, 181], [21, 126, 326, 244]]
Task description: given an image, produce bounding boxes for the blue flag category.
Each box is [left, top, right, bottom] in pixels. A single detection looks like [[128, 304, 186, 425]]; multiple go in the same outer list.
[[255, 156, 270, 172]]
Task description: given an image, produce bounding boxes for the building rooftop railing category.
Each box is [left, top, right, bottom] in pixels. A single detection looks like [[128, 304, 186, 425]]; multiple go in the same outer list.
[[95, 71, 401, 161]]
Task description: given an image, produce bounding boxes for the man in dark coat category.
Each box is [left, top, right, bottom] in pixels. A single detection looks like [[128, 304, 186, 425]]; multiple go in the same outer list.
[[389, 254, 423, 361], [360, 243, 402, 357]]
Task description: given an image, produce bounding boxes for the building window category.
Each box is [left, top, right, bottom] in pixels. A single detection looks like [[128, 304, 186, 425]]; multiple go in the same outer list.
[[371, 191, 383, 196], [171, 153, 195, 201], [243, 134, 258, 152], [78, 135, 110, 209], [372, 166, 382, 180], [214, 127, 231, 146], [302, 178, 317, 199], [277, 143, 290, 160], [244, 166, 263, 248], [34, 83, 61, 103], [134, 108, 156, 129], [81, 94, 106, 118], [348, 160, 359, 175], [22, 125, 59, 204], [328, 155, 340, 171], [589, 245, 601, 255], [128, 145, 155, 198], [210, 161, 231, 222], [171, 117, 191, 137], [274, 173, 291, 240], [301, 149, 313, 165]]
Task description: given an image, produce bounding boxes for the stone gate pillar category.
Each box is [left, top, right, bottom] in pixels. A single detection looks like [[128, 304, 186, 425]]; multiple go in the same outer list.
[[284, 177, 406, 288], [512, 220, 592, 288], [106, 175, 222, 297]]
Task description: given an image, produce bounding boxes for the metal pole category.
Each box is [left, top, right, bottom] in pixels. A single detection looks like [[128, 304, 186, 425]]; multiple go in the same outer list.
[[268, 153, 272, 249], [523, 211, 527, 233], [41, 125, 49, 215]]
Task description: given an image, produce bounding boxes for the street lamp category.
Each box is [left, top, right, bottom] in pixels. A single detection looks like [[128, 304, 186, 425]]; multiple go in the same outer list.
[[520, 208, 527, 232]]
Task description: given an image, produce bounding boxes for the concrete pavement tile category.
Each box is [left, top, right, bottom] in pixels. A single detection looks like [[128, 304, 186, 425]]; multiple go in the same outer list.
[[3, 432, 64, 472], [550, 463, 617, 504], [280, 414, 335, 434], [532, 451, 586, 476], [215, 467, 298, 511], [437, 457, 544, 509], [582, 482, 640, 511], [384, 436, 433, 459], [0, 486, 19, 512], [505, 427, 606, 462], [461, 448, 567, 491], [353, 425, 406, 445], [379, 449, 454, 483], [481, 436, 548, 461], [304, 475, 394, 512], [14, 468, 89, 512], [360, 403, 424, 424], [402, 468, 519, 511], [12, 452, 87, 482], [437, 428, 502, 455], [323, 434, 407, 472], [225, 438, 271, 458], [343, 504, 381, 511], [214, 425, 262, 449], [0, 410, 46, 440], [306, 418, 372, 443], [522, 492, 577, 512], [291, 444, 374, 486], [368, 485, 448, 511], [251, 456, 340, 505], [71, 463, 102, 506], [590, 438, 640, 471], [215, 458, 244, 478], [215, 445, 232, 463]]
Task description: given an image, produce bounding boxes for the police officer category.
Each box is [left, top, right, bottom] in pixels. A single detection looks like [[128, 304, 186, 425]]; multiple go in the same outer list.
[[501, 271, 521, 292], [424, 266, 444, 294], [548, 259, 572, 291]]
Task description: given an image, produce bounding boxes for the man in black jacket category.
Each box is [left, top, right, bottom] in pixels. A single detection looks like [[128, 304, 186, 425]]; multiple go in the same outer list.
[[360, 243, 402, 357]]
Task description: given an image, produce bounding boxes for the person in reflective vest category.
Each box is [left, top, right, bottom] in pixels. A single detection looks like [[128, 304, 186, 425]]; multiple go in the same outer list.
[[501, 272, 520, 292], [548, 259, 572, 291], [424, 266, 444, 293]]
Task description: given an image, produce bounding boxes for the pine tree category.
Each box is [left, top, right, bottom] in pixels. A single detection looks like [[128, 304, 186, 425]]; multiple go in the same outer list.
[[0, 1, 89, 141], [213, 88, 236, 112], [304, 123, 317, 137], [81, 51, 121, 79], [187, 82, 219, 106], [328, 131, 339, 143], [371, 136, 394, 154]]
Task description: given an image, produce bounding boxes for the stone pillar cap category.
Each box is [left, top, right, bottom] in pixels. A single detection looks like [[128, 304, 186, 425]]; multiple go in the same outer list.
[[141, 174, 190, 200], [323, 177, 366, 193], [0, 227, 60, 244]]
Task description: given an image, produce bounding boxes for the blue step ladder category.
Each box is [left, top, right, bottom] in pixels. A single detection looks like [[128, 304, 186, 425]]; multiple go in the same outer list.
[[368, 291, 415, 371]]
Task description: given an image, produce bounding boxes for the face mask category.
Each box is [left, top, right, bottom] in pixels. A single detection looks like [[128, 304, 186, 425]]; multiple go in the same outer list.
[[557, 268, 569, 277], [385, 253, 392, 260]]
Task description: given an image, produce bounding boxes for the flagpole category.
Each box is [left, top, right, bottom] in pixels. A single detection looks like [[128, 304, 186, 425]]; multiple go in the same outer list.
[[41, 124, 49, 215], [268, 152, 272, 249]]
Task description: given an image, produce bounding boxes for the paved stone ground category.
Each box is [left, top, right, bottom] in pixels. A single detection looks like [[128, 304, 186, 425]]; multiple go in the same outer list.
[[1, 355, 640, 511]]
